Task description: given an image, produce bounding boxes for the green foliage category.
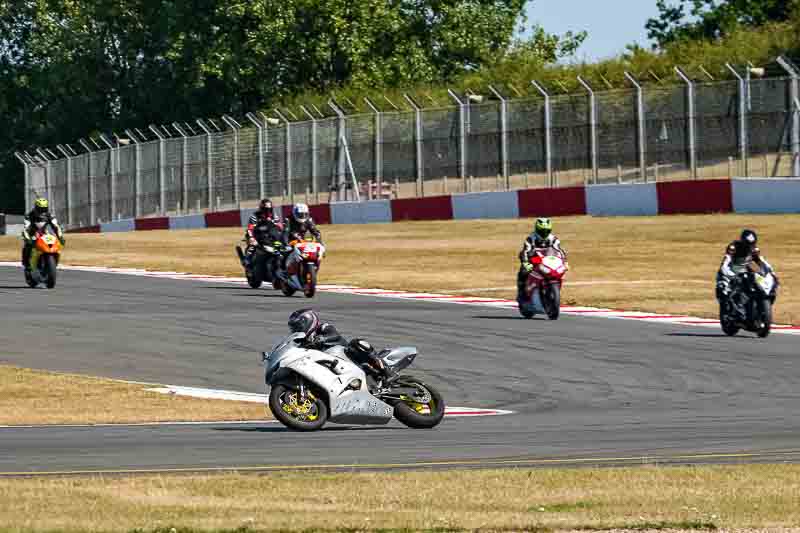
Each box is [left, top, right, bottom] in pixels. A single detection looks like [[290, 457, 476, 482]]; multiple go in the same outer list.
[[646, 0, 799, 48]]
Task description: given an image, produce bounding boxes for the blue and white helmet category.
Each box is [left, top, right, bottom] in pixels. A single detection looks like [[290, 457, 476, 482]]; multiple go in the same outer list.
[[292, 203, 310, 222]]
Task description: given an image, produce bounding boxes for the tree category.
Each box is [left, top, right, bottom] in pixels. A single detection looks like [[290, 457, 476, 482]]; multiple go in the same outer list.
[[646, 0, 798, 48]]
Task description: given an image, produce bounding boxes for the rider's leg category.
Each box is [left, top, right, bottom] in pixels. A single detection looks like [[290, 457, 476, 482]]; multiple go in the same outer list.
[[516, 267, 527, 302], [21, 242, 31, 271], [286, 251, 302, 288]]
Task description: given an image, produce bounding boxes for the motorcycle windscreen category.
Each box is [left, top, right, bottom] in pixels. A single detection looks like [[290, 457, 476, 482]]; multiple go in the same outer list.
[[329, 390, 393, 425]]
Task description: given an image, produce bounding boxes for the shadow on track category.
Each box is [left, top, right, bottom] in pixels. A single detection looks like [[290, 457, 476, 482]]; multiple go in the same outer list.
[[472, 315, 547, 321], [214, 425, 403, 433], [665, 332, 755, 339]]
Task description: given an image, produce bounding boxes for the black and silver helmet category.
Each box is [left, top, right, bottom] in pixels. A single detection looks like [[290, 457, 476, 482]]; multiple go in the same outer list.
[[287, 308, 320, 337]]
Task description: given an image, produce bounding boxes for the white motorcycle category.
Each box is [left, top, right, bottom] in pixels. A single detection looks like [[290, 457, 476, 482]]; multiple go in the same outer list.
[[261, 332, 445, 431]]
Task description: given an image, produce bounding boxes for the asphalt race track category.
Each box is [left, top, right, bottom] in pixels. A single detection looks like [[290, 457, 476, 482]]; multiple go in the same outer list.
[[2, 264, 800, 475]]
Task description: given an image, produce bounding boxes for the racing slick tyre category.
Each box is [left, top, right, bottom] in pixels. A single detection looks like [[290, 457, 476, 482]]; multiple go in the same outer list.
[[719, 303, 739, 337], [518, 305, 534, 319], [44, 255, 57, 289], [392, 377, 445, 429], [543, 284, 560, 320], [757, 299, 772, 338], [281, 282, 297, 297], [246, 271, 262, 289], [269, 382, 328, 431], [303, 264, 317, 299]]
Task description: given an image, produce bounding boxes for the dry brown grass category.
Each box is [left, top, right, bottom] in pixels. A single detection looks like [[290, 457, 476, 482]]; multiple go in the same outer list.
[[2, 213, 797, 324], [1, 464, 799, 531], [0, 365, 267, 425]]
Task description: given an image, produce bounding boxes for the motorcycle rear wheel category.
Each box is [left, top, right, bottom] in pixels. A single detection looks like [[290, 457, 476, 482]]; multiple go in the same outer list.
[[757, 299, 772, 338], [392, 377, 445, 429], [246, 271, 262, 289], [269, 383, 328, 431]]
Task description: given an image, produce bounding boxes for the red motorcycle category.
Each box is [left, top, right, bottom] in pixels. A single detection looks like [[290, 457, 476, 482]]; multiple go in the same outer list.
[[280, 237, 325, 298], [519, 248, 567, 320]]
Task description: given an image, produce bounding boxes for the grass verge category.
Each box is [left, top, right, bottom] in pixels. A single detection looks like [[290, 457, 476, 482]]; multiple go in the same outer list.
[[0, 365, 267, 425], [2, 464, 799, 530], [1, 213, 797, 324]]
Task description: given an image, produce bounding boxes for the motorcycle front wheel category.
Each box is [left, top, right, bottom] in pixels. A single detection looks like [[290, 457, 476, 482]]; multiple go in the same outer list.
[[44, 255, 57, 289], [269, 383, 328, 431], [757, 299, 772, 338], [542, 284, 560, 320], [392, 377, 445, 429], [304, 264, 317, 298]]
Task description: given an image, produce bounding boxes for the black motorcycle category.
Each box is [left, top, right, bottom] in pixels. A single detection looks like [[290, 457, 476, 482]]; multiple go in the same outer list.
[[719, 269, 778, 338], [236, 238, 284, 289]]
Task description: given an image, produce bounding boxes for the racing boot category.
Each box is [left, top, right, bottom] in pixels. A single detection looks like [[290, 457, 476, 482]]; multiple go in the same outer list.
[[516, 268, 528, 303]]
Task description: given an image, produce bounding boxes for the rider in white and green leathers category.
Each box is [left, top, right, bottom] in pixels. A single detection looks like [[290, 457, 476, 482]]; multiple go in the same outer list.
[[517, 218, 568, 302]]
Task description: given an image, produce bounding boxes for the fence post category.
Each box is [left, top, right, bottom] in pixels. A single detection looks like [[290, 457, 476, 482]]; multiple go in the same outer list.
[[273, 109, 293, 203], [403, 94, 424, 197], [328, 102, 348, 201], [777, 56, 800, 177], [624, 72, 647, 182], [244, 113, 265, 201], [79, 139, 96, 224], [221, 115, 242, 208], [172, 123, 190, 212], [578, 76, 599, 184], [447, 89, 467, 184], [675, 67, 698, 179], [488, 85, 510, 188], [56, 145, 73, 226], [364, 98, 383, 198], [195, 119, 215, 211], [148, 125, 167, 214], [35, 149, 53, 211], [14, 152, 32, 210], [726, 63, 748, 177], [300, 106, 319, 202], [531, 80, 554, 187], [123, 129, 142, 218]]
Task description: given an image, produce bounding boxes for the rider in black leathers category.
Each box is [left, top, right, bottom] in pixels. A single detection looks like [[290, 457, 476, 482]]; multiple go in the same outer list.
[[287, 309, 394, 381], [21, 198, 64, 273], [243, 199, 284, 267], [716, 229, 777, 315]]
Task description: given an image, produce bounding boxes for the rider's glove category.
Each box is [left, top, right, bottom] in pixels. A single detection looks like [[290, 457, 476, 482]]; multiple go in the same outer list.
[[248, 238, 257, 247], [523, 262, 534, 272]]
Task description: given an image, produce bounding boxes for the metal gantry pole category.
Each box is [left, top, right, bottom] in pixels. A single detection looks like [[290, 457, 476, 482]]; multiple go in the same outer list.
[[172, 123, 190, 212], [726, 63, 749, 177], [300, 106, 319, 201], [488, 85, 510, 188], [364, 98, 383, 198], [196, 119, 215, 211], [531, 80, 554, 187], [447, 89, 467, 185], [148, 125, 167, 214], [777, 56, 800, 177], [675, 67, 698, 179], [245, 112, 266, 200], [274, 109, 293, 203], [624, 72, 647, 182], [221, 115, 242, 207], [404, 94, 424, 196], [577, 76, 599, 184], [123, 129, 142, 218], [78, 139, 96, 224]]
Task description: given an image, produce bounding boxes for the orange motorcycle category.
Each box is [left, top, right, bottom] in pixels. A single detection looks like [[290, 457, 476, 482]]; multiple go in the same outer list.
[[278, 237, 325, 298], [25, 225, 64, 289]]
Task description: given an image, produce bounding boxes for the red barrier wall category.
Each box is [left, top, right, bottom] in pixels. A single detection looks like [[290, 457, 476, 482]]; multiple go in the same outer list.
[[518, 186, 587, 218], [67, 225, 100, 233], [656, 179, 733, 214], [309, 204, 331, 225], [391, 196, 453, 221], [135, 217, 169, 231], [205, 210, 241, 228]]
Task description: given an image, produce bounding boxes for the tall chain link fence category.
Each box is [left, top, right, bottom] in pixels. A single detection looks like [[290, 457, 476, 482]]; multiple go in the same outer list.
[[16, 71, 800, 228]]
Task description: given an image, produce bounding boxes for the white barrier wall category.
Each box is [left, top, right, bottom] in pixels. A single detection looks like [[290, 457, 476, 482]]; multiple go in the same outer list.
[[100, 218, 136, 233], [451, 191, 519, 220], [330, 200, 392, 224], [169, 214, 207, 230], [585, 183, 658, 216], [732, 178, 800, 214]]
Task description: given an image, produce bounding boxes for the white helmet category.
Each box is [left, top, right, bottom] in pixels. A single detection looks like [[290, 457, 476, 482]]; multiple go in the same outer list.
[[292, 203, 310, 222]]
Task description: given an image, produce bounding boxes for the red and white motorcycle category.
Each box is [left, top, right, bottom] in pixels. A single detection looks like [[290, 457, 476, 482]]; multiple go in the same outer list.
[[518, 247, 568, 320], [279, 237, 325, 298]]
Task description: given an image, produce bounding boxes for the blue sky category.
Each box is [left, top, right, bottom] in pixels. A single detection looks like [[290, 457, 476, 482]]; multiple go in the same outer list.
[[525, 0, 663, 61]]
